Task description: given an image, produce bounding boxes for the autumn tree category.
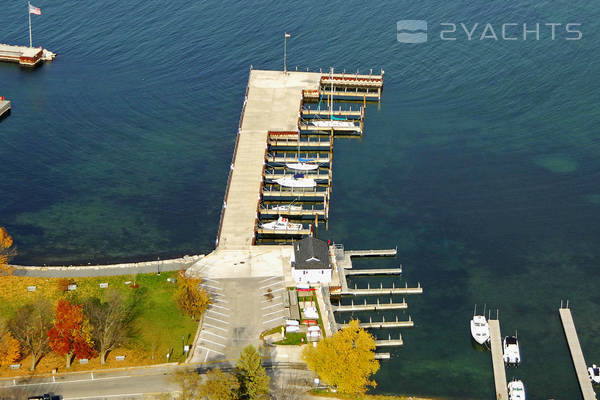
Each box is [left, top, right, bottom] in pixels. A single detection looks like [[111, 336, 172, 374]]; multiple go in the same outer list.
[[9, 298, 53, 371], [302, 319, 380, 394], [172, 369, 203, 400], [236, 345, 270, 400], [0, 319, 20, 367], [48, 299, 96, 368], [84, 290, 134, 365], [198, 368, 240, 400], [0, 227, 16, 276], [175, 276, 211, 320]]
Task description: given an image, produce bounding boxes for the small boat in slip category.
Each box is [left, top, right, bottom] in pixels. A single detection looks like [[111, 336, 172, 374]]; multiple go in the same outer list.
[[503, 333, 521, 365], [270, 204, 302, 212], [470, 305, 490, 345], [508, 379, 526, 400], [274, 174, 316, 188], [286, 162, 319, 171], [589, 364, 600, 384], [260, 217, 303, 231], [310, 120, 356, 129]]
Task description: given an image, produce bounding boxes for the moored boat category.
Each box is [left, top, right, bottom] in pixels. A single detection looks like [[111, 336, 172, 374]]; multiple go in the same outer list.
[[286, 162, 319, 171], [274, 174, 316, 188], [589, 364, 600, 384], [503, 334, 521, 365], [508, 379, 526, 400], [260, 217, 303, 231], [470, 308, 490, 345]]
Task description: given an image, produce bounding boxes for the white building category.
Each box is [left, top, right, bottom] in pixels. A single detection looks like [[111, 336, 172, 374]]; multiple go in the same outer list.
[[291, 237, 332, 284]]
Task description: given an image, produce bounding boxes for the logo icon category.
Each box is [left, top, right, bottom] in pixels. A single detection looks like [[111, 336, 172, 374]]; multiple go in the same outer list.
[[397, 20, 428, 43]]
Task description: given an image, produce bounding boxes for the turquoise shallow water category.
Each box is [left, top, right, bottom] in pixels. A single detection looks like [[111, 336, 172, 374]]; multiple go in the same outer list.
[[1, 0, 600, 398]]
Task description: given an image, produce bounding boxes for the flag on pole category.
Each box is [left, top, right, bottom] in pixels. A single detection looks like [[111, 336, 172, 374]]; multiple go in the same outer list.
[[29, 4, 42, 15], [285, 33, 291, 38]]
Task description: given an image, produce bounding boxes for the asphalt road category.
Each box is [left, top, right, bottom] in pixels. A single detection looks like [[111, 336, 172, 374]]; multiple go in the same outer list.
[[0, 362, 310, 400]]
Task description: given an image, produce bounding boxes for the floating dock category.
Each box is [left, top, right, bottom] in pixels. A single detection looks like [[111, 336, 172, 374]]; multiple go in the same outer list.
[[340, 315, 414, 329], [488, 318, 509, 400], [332, 298, 407, 312], [559, 306, 597, 400], [376, 334, 404, 347], [344, 267, 403, 276], [0, 44, 55, 66], [214, 67, 383, 247], [0, 98, 10, 118]]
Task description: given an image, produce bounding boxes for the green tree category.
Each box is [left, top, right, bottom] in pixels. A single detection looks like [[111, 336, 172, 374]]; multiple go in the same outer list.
[[198, 368, 240, 400], [84, 290, 135, 365], [302, 319, 380, 394], [236, 345, 270, 400]]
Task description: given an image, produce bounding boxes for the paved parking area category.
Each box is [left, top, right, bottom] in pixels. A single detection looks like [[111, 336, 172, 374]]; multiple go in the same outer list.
[[191, 276, 287, 363]]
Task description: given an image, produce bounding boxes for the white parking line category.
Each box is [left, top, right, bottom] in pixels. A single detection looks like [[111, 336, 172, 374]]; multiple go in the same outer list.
[[201, 330, 227, 340], [203, 323, 227, 332], [268, 287, 285, 293], [263, 316, 285, 324], [259, 276, 281, 283], [212, 297, 228, 303], [264, 308, 285, 317], [211, 304, 230, 311], [198, 345, 225, 356], [205, 316, 229, 324], [201, 284, 223, 291], [199, 337, 226, 347], [207, 309, 230, 317], [262, 302, 284, 310], [203, 277, 219, 282], [260, 281, 284, 290]]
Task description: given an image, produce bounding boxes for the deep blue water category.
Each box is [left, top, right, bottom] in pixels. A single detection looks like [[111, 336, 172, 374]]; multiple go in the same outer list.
[[1, 0, 599, 398]]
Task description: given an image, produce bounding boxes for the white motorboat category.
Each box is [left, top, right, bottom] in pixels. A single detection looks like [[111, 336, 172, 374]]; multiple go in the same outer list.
[[42, 48, 56, 61], [270, 204, 302, 212], [589, 364, 600, 384], [286, 162, 319, 171], [260, 217, 303, 231], [503, 334, 521, 365], [470, 312, 490, 345], [310, 120, 356, 129], [508, 379, 526, 400], [274, 175, 316, 188]]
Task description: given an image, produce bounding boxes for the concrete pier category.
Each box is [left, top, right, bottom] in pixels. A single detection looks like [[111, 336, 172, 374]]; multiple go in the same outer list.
[[488, 319, 509, 400], [376, 334, 404, 347], [333, 299, 407, 312], [0, 99, 10, 118], [344, 267, 403, 276], [559, 307, 597, 400], [341, 283, 423, 296], [346, 249, 397, 257]]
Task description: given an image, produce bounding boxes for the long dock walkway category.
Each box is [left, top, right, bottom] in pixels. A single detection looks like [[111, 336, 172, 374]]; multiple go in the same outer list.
[[488, 319, 508, 400], [344, 268, 402, 276], [217, 71, 322, 249], [559, 307, 597, 400]]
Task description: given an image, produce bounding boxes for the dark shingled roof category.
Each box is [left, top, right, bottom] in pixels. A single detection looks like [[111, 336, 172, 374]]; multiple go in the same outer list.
[[293, 237, 331, 270]]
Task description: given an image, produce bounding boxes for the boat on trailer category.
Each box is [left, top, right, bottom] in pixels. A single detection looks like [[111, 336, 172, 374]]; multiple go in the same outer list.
[[503, 333, 521, 365], [470, 305, 490, 345], [260, 217, 303, 231]]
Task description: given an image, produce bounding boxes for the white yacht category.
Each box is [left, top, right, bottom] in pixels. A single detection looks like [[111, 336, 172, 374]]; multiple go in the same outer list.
[[270, 204, 302, 212], [286, 162, 319, 171], [310, 120, 356, 129], [589, 364, 600, 384], [260, 217, 303, 231], [274, 175, 316, 188], [503, 334, 521, 365], [470, 314, 490, 345], [508, 379, 526, 400]]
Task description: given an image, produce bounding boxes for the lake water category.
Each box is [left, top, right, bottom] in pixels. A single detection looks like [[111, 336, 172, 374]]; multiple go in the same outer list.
[[1, 0, 599, 398]]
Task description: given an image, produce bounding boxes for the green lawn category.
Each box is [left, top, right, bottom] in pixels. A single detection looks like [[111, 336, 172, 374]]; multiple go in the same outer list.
[[0, 271, 198, 364]]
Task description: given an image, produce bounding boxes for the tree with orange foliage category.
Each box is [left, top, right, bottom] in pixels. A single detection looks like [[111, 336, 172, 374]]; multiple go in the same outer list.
[[0, 332, 21, 367], [0, 227, 17, 276], [47, 300, 96, 368]]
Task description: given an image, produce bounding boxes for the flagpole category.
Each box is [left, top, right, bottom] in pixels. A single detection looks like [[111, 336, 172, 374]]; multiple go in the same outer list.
[[283, 33, 287, 74], [28, 1, 32, 47]]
